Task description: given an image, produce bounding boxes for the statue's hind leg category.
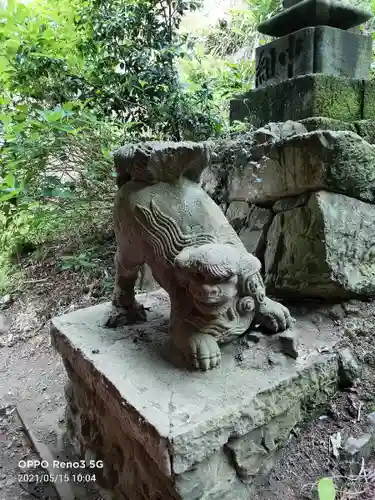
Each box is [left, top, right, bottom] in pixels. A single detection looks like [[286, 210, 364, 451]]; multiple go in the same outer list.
[[105, 242, 147, 328]]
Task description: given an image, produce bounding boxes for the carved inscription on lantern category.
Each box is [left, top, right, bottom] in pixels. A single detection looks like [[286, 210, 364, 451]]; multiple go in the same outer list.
[[255, 29, 314, 88]]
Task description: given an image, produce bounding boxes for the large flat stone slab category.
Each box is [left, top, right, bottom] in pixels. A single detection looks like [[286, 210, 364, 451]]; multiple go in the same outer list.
[[230, 74, 363, 128], [255, 26, 372, 88], [229, 130, 375, 205], [265, 191, 375, 300], [51, 290, 343, 500]]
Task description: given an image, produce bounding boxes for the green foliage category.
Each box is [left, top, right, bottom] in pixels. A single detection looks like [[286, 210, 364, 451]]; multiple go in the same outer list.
[[0, 0, 86, 104], [203, 0, 280, 58], [0, 97, 126, 197], [318, 478, 336, 500], [178, 47, 254, 134], [0, 0, 280, 292], [59, 251, 96, 272], [0, 94, 125, 266], [77, 0, 201, 135]]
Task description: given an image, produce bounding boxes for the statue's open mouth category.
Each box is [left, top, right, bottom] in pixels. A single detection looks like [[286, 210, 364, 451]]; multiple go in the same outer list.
[[195, 295, 225, 305]]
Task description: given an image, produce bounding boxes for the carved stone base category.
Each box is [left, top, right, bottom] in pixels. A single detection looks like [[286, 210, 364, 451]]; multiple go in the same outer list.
[[51, 290, 343, 500]]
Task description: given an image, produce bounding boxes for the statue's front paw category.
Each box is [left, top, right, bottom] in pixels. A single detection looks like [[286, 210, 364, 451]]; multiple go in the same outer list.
[[105, 301, 147, 328], [256, 298, 292, 333], [177, 333, 221, 371]]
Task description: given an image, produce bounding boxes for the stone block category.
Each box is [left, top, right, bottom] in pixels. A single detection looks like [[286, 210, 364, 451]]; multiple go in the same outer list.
[[343, 433, 375, 463], [354, 120, 375, 144], [244, 130, 375, 205], [203, 132, 254, 207], [298, 117, 356, 133], [255, 26, 372, 88], [226, 201, 251, 233], [51, 290, 342, 500], [257, 0, 372, 37], [272, 194, 311, 213], [227, 161, 260, 202], [338, 347, 361, 388], [225, 404, 301, 479], [238, 206, 274, 262], [265, 191, 375, 299], [200, 165, 220, 198], [363, 80, 375, 120], [253, 120, 308, 144], [230, 75, 363, 128]]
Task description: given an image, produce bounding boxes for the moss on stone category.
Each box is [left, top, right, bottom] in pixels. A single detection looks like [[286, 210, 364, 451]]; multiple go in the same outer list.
[[298, 117, 356, 133], [313, 75, 363, 122], [354, 119, 375, 144], [230, 75, 363, 128], [363, 81, 375, 120]]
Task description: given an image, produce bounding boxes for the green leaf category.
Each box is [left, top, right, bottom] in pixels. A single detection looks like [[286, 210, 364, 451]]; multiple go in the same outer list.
[[4, 173, 16, 188], [51, 123, 77, 134], [0, 189, 17, 202], [39, 109, 65, 123], [0, 96, 11, 106], [318, 478, 336, 500], [100, 147, 112, 159]]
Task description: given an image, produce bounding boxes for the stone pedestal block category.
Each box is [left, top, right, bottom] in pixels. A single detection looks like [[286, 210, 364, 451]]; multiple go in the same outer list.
[[230, 74, 363, 127], [51, 290, 342, 500], [255, 26, 372, 88], [265, 191, 375, 299], [233, 130, 375, 206]]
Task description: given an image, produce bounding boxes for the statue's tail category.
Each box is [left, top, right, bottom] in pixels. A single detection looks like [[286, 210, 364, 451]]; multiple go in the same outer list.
[[113, 141, 211, 186]]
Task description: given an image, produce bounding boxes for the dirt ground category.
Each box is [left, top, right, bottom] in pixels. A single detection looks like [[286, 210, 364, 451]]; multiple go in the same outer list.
[[1, 238, 375, 500]]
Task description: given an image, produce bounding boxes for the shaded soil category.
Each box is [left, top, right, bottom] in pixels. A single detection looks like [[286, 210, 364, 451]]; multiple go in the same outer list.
[[1, 236, 375, 499]]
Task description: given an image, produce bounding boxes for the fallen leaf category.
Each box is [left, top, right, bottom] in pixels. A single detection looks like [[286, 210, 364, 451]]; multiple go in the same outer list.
[[318, 477, 336, 500]]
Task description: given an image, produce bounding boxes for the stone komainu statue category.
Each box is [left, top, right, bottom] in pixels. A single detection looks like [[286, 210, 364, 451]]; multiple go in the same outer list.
[[106, 141, 292, 370]]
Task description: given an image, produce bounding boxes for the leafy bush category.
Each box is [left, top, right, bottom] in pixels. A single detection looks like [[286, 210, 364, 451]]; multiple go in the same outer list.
[[0, 0, 284, 292], [203, 0, 280, 58]]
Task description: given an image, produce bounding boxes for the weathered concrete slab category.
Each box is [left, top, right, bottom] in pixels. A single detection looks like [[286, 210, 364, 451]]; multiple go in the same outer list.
[[230, 74, 363, 128], [51, 290, 342, 500], [255, 26, 372, 88]]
